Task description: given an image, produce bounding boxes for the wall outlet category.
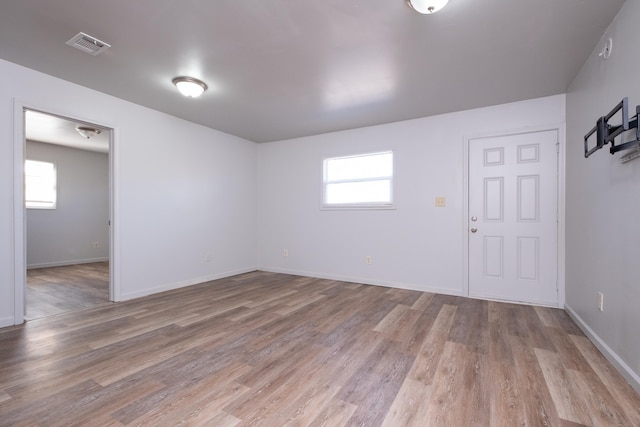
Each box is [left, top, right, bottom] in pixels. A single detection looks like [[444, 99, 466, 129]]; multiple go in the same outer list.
[[283, 249, 289, 257], [93, 242, 100, 248], [435, 196, 446, 207], [205, 252, 211, 263], [597, 292, 604, 311], [366, 256, 372, 265]]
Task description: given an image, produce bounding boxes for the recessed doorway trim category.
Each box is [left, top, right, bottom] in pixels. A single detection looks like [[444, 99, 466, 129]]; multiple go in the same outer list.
[[12, 98, 119, 324]]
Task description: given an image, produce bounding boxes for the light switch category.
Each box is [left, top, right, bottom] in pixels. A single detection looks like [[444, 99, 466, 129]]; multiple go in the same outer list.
[[435, 196, 446, 207]]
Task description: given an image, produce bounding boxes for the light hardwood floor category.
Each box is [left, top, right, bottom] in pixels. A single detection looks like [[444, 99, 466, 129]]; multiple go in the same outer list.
[[1, 271, 639, 426], [26, 262, 110, 320]]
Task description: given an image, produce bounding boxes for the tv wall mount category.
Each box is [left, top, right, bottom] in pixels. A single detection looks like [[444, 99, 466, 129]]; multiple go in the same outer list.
[[584, 97, 640, 158]]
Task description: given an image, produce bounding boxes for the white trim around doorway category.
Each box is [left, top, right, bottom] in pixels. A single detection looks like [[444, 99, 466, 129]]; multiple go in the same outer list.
[[12, 98, 120, 325]]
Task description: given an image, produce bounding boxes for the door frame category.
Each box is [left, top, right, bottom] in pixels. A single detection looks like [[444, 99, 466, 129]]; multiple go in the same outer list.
[[12, 98, 120, 324], [462, 124, 566, 308]]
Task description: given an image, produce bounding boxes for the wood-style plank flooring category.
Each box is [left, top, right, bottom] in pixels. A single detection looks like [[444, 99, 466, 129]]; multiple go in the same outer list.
[[1, 271, 639, 426], [26, 262, 110, 320]]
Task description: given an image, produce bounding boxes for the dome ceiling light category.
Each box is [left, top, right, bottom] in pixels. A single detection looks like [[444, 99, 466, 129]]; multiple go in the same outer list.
[[172, 76, 208, 98], [75, 126, 102, 139], [406, 0, 449, 14]]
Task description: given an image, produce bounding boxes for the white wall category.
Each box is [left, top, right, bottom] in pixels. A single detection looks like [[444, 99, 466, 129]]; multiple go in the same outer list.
[[26, 140, 109, 268], [565, 1, 640, 391], [0, 59, 258, 326], [258, 95, 565, 296]]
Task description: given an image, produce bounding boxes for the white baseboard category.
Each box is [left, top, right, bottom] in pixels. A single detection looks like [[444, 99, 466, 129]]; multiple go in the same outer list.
[[0, 316, 16, 328], [119, 266, 258, 301], [258, 266, 464, 297], [565, 304, 640, 395], [27, 257, 109, 269]]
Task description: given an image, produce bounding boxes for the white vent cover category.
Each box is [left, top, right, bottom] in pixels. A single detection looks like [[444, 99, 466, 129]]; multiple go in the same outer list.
[[65, 32, 111, 56]]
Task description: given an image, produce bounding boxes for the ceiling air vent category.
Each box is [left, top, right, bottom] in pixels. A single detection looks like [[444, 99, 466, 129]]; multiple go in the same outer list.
[[65, 32, 111, 56]]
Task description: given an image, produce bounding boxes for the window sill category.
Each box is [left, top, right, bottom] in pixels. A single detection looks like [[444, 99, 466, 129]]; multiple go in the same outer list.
[[320, 204, 396, 211]]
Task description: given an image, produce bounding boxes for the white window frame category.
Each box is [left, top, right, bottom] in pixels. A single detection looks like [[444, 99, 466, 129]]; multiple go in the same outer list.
[[25, 159, 57, 209], [322, 150, 395, 210]]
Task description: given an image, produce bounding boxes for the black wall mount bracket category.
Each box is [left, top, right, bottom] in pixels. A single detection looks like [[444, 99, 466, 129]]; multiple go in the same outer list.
[[584, 97, 640, 158]]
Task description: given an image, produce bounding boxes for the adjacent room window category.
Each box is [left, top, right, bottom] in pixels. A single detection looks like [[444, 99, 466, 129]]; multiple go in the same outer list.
[[322, 151, 394, 209], [25, 159, 57, 209]]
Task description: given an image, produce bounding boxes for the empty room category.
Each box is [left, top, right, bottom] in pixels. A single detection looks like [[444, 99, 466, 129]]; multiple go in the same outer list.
[[1, 0, 639, 425]]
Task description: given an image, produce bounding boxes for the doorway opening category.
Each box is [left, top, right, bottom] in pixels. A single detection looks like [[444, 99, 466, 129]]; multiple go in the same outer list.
[[23, 109, 113, 320]]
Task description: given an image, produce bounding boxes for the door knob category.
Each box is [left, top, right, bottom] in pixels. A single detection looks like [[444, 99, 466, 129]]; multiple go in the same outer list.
[[470, 227, 478, 233], [471, 216, 478, 222]]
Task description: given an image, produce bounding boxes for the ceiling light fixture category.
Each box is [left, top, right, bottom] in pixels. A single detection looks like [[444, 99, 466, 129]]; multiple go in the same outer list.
[[407, 0, 449, 14], [76, 126, 102, 139], [172, 76, 208, 98]]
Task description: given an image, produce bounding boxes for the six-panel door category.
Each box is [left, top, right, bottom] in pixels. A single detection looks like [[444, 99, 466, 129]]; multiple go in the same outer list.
[[468, 130, 559, 306]]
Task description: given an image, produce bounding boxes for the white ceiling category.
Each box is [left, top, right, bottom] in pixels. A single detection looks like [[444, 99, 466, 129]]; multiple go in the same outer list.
[[25, 110, 110, 153], [0, 0, 625, 143]]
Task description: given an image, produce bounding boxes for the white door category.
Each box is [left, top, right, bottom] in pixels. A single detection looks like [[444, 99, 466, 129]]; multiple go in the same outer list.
[[468, 130, 559, 306]]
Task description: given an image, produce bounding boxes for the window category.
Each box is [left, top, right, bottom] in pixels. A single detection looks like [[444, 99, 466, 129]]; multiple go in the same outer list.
[[25, 160, 57, 209], [322, 151, 394, 209]]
